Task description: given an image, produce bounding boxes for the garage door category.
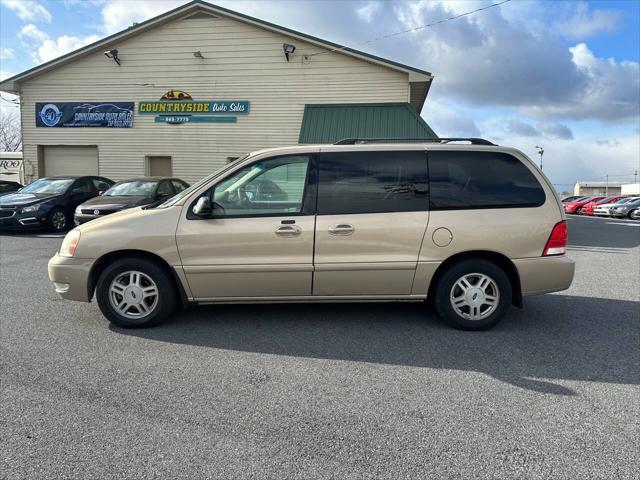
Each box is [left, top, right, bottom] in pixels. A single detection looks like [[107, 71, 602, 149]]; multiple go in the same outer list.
[[43, 146, 98, 177]]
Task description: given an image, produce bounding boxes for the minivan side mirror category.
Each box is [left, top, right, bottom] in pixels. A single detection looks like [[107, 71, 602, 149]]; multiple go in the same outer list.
[[192, 196, 212, 217]]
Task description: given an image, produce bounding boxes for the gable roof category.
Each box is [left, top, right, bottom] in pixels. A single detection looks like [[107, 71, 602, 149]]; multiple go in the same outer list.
[[0, 0, 433, 111]]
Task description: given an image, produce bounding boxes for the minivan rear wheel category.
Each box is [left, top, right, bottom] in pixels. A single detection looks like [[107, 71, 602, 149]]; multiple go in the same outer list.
[[96, 258, 176, 328], [434, 259, 512, 330]]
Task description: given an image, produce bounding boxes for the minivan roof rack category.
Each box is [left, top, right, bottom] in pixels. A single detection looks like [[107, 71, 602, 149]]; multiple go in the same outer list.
[[333, 137, 496, 146]]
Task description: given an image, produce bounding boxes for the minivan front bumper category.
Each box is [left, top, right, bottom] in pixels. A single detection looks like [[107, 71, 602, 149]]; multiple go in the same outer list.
[[48, 254, 94, 302], [513, 255, 575, 296]]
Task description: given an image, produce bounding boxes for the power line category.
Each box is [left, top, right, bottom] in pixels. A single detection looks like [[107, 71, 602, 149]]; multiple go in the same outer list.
[[309, 0, 512, 58]]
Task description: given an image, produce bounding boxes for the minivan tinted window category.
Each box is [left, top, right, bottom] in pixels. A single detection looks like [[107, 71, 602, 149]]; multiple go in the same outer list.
[[428, 151, 545, 210], [317, 151, 428, 215]]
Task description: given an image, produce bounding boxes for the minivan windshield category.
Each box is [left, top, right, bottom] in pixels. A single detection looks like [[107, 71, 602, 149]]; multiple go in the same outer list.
[[105, 181, 158, 197], [156, 153, 250, 208], [20, 178, 73, 195]]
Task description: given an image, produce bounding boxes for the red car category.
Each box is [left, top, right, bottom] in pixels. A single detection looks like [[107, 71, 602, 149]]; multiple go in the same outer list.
[[563, 196, 604, 214], [580, 195, 627, 215]]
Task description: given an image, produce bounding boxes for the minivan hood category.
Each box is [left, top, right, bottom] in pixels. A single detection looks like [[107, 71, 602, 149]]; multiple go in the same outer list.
[[79, 195, 152, 210], [0, 192, 59, 207], [71, 204, 183, 262]]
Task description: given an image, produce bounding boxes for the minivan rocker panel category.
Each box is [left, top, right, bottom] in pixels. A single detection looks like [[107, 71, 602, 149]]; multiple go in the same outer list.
[[48, 143, 574, 330]]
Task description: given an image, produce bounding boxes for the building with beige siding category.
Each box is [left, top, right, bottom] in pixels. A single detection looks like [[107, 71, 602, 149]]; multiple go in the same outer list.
[[0, 0, 436, 184]]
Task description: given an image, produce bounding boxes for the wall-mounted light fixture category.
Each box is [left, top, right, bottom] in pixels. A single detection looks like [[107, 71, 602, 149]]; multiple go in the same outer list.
[[193, 51, 205, 59], [283, 43, 296, 62], [104, 49, 121, 65]]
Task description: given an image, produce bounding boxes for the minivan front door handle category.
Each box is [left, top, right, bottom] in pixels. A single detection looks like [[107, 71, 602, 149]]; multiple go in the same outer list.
[[328, 224, 354, 236], [275, 225, 302, 237]]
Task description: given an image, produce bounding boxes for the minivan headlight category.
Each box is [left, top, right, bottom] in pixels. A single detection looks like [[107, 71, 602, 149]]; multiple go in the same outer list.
[[60, 229, 81, 257]]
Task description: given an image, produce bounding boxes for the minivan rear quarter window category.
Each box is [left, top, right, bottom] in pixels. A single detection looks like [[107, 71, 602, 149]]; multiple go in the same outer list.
[[317, 151, 428, 215], [428, 151, 545, 210]]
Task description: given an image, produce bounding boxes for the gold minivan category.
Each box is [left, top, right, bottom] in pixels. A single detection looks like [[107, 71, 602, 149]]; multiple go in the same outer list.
[[48, 140, 574, 330]]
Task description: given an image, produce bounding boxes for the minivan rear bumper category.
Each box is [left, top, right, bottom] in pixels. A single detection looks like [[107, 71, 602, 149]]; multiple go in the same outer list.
[[513, 255, 575, 296]]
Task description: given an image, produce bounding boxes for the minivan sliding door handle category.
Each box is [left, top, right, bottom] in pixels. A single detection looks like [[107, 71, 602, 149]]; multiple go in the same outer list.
[[328, 224, 354, 236]]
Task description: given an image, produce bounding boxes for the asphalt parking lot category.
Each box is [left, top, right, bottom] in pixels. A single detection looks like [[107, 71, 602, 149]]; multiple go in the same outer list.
[[1, 215, 638, 479]]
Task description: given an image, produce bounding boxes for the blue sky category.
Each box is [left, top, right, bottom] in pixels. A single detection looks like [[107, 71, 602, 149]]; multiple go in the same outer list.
[[1, 0, 638, 190]]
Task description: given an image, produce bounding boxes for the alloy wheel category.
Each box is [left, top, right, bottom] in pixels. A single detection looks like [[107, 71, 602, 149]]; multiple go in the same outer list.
[[109, 270, 159, 319], [449, 273, 500, 321], [51, 211, 67, 230]]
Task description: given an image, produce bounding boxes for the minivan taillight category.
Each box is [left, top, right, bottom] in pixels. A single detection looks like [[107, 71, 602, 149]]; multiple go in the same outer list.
[[543, 221, 567, 256]]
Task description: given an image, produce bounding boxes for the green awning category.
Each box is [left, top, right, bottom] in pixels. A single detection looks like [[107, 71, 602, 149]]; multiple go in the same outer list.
[[298, 103, 437, 144]]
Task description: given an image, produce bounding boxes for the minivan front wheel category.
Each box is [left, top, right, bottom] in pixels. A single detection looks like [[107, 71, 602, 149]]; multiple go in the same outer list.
[[96, 258, 176, 328], [434, 259, 512, 330]]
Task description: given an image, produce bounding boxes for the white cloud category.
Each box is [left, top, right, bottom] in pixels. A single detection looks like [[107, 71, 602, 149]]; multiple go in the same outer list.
[[0, 72, 20, 116], [536, 121, 574, 140], [522, 43, 640, 122], [422, 99, 480, 137], [1, 0, 52, 23], [357, 1, 382, 23], [480, 118, 638, 185], [507, 119, 539, 138], [100, 0, 185, 34], [36, 34, 101, 63], [18, 24, 48, 42], [383, 1, 640, 123], [556, 2, 621, 40], [63, 0, 106, 6], [18, 24, 100, 63], [0, 48, 15, 60]]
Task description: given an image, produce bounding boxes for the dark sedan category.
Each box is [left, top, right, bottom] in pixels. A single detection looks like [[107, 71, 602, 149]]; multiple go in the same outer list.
[[0, 180, 24, 197], [0, 176, 114, 232], [74, 177, 189, 225]]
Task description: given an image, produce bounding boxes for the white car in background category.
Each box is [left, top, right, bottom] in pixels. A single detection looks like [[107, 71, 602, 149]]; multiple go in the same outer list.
[[593, 197, 638, 216]]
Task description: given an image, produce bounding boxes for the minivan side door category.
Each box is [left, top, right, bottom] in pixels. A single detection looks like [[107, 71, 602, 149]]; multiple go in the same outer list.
[[313, 150, 430, 296], [176, 154, 316, 299]]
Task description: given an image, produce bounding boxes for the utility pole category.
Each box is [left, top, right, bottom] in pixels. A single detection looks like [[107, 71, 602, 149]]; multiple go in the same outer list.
[[535, 146, 544, 170], [634, 170, 638, 184], [605, 174, 608, 196]]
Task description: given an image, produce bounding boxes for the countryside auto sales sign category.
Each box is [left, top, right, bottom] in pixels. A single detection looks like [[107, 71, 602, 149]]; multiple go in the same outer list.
[[138, 90, 249, 124], [36, 102, 134, 128]]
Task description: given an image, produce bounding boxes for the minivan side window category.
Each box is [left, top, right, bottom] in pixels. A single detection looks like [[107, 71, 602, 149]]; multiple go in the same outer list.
[[211, 155, 310, 217], [317, 151, 428, 215], [429, 151, 546, 210]]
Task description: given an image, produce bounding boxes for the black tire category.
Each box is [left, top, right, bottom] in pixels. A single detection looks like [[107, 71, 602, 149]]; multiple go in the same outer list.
[[434, 259, 512, 331], [96, 258, 176, 328], [48, 207, 69, 232]]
